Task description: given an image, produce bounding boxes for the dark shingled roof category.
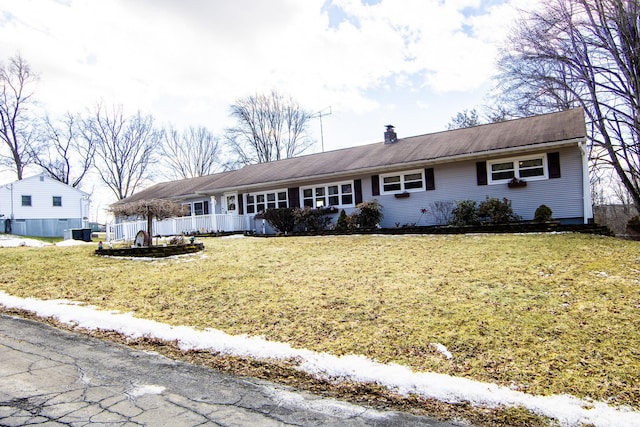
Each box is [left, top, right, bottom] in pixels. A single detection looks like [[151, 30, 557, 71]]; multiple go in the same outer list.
[[118, 108, 585, 204]]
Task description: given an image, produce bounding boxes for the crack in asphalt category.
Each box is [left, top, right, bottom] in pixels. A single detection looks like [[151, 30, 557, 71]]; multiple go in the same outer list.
[[0, 313, 460, 426]]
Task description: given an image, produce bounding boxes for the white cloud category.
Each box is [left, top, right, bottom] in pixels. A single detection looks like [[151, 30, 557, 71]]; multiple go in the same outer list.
[[0, 0, 528, 210], [0, 0, 522, 120]]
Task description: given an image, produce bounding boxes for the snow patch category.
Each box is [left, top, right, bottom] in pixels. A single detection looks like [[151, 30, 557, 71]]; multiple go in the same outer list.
[[0, 237, 50, 247], [265, 387, 390, 420], [128, 384, 165, 397], [431, 342, 453, 360]]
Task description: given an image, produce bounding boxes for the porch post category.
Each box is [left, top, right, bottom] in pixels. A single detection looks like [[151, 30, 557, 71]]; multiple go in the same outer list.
[[211, 196, 218, 232]]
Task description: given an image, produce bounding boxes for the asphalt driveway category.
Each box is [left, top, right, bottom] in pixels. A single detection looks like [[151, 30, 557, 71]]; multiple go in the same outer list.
[[0, 313, 463, 426]]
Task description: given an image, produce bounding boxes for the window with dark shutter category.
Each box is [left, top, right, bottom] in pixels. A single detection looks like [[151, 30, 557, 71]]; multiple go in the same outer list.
[[371, 175, 380, 196], [548, 152, 561, 178], [476, 161, 488, 186], [425, 168, 435, 191], [354, 179, 363, 204]]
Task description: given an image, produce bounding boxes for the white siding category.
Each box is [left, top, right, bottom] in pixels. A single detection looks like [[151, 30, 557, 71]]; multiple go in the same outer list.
[[0, 175, 89, 221]]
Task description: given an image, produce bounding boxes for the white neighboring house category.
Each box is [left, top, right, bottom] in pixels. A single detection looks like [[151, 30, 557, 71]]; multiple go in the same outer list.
[[0, 174, 91, 237]]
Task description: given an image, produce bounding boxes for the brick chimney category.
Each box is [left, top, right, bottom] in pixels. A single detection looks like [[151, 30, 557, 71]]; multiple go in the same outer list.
[[384, 125, 397, 144]]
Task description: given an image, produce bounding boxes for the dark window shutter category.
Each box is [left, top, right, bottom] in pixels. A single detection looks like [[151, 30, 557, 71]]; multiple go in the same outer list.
[[548, 152, 561, 179], [354, 179, 363, 204], [203, 201, 210, 215], [371, 175, 380, 196], [476, 161, 488, 186], [288, 187, 300, 208], [238, 193, 244, 215], [425, 168, 435, 191]]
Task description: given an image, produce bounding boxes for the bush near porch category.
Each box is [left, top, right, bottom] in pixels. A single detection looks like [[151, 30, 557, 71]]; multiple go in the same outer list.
[[0, 233, 638, 424]]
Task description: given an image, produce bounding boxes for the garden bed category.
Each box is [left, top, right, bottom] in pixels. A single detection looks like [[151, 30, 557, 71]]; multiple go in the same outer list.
[[95, 242, 204, 257], [254, 222, 614, 237]]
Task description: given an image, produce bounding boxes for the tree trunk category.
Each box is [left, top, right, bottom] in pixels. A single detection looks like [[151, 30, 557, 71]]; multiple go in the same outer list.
[[146, 215, 153, 246]]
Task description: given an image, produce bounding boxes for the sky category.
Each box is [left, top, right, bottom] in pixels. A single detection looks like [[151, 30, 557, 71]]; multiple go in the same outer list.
[[0, 0, 530, 221], [1, 269, 639, 427]]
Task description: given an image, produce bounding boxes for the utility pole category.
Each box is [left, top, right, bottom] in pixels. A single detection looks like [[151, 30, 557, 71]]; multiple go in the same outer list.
[[311, 106, 332, 152]]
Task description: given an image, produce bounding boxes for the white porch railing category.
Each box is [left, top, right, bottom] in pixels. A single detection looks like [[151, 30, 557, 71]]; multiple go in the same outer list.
[[106, 214, 247, 242]]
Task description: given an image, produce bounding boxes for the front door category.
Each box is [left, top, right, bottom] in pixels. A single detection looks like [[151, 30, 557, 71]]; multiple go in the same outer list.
[[224, 193, 238, 215]]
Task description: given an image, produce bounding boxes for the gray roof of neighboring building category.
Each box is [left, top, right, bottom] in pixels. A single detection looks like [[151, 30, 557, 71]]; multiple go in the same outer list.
[[118, 108, 585, 204]]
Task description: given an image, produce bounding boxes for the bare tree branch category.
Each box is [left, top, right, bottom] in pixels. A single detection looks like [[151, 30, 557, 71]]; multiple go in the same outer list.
[[0, 54, 39, 180], [83, 104, 161, 200], [35, 112, 95, 188], [225, 90, 313, 166], [160, 125, 222, 179], [494, 0, 640, 211]]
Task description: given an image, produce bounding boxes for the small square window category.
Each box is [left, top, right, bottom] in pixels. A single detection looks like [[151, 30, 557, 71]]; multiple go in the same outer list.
[[194, 202, 204, 216], [53, 196, 62, 207], [21, 195, 32, 207], [491, 162, 515, 181]]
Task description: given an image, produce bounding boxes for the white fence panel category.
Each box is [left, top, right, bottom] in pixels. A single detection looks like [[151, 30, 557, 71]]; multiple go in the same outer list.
[[107, 214, 247, 242]]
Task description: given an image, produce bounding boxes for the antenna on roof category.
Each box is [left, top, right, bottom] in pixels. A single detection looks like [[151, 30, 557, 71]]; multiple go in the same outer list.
[[310, 106, 332, 152]]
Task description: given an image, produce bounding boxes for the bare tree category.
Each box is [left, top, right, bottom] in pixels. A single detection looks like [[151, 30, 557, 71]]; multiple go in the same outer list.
[[111, 199, 186, 245], [494, 0, 640, 211], [0, 54, 39, 180], [83, 104, 161, 200], [226, 90, 313, 165], [446, 109, 481, 130], [445, 107, 511, 130], [161, 125, 222, 179], [35, 112, 95, 188]]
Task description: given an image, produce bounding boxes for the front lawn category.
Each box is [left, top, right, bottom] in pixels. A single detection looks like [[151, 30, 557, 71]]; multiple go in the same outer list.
[[1, 233, 639, 415]]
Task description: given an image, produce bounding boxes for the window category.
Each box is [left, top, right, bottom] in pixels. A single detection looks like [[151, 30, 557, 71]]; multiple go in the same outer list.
[[246, 190, 288, 214], [193, 201, 209, 216], [21, 195, 31, 206], [488, 154, 547, 184], [301, 181, 354, 208], [52, 196, 62, 207], [182, 200, 210, 216], [380, 170, 425, 194]]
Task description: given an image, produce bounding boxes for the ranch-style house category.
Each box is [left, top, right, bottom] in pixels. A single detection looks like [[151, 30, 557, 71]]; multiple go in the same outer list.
[[110, 108, 592, 240]]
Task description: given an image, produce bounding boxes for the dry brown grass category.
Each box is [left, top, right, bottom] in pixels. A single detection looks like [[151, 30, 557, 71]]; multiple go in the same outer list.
[[1, 233, 639, 414]]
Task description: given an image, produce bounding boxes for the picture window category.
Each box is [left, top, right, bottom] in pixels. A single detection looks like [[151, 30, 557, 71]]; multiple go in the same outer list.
[[301, 181, 354, 208], [245, 190, 288, 214]]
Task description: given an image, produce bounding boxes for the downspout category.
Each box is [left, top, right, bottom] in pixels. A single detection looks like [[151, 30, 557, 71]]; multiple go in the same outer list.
[[579, 141, 593, 224]]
